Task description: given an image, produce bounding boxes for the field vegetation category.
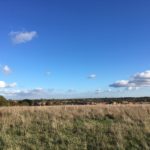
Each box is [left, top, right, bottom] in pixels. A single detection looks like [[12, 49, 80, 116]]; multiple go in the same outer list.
[[0, 104, 150, 150], [0, 95, 150, 106]]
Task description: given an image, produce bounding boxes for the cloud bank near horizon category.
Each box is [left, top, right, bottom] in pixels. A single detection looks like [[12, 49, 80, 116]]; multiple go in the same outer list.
[[0, 81, 16, 88], [1, 63, 150, 99]]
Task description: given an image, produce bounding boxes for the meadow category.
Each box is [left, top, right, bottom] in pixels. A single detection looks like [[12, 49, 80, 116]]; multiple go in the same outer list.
[[0, 104, 150, 150]]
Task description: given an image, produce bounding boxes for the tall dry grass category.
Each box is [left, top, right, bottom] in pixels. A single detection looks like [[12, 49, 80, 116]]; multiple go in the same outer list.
[[0, 104, 150, 150]]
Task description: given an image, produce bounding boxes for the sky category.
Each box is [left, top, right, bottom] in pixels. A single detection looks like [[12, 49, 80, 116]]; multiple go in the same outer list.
[[1, 0, 150, 99]]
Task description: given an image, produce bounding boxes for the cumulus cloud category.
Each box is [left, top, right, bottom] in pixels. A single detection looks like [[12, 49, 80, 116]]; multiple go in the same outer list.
[[0, 81, 16, 88], [88, 74, 97, 79], [9, 31, 37, 44], [0, 81, 7, 88], [110, 80, 129, 88], [110, 70, 150, 89], [2, 65, 11, 74]]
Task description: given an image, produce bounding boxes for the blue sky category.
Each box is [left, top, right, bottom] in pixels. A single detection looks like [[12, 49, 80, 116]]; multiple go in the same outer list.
[[1, 0, 150, 99]]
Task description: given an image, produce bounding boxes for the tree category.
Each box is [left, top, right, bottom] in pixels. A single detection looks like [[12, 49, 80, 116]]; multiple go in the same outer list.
[[0, 96, 8, 106]]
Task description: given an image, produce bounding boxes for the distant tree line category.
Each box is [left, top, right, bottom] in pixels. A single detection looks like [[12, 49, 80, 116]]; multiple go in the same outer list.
[[0, 95, 150, 106]]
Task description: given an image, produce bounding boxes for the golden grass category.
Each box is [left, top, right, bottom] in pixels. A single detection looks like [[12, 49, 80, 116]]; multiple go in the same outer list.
[[0, 104, 150, 150]]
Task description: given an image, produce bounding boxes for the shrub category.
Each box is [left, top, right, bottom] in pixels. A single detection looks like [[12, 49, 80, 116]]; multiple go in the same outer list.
[[0, 96, 8, 106]]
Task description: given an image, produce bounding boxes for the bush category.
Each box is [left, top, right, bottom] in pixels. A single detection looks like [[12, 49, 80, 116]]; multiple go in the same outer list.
[[0, 96, 8, 106]]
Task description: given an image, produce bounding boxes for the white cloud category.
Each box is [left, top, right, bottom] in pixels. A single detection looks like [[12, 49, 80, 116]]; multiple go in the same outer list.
[[8, 82, 17, 88], [0, 81, 16, 88], [126, 87, 139, 91], [2, 65, 11, 74], [0, 88, 100, 99], [110, 80, 129, 87], [110, 70, 150, 89], [95, 88, 113, 94], [134, 70, 150, 79], [0, 87, 139, 99], [88, 74, 96, 79], [9, 31, 37, 44], [107, 89, 112, 92], [0, 81, 7, 88], [4, 88, 54, 99]]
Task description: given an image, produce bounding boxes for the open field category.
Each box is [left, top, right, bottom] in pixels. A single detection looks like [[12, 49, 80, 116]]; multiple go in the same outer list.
[[0, 104, 150, 150]]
